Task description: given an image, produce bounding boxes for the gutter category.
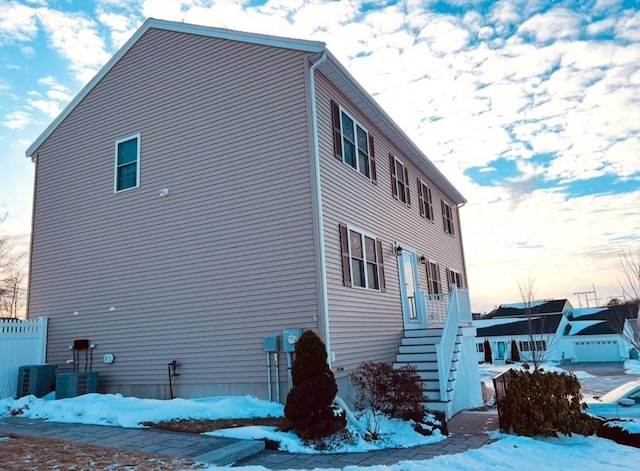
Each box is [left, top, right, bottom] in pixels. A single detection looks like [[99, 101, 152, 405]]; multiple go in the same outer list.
[[309, 51, 332, 367]]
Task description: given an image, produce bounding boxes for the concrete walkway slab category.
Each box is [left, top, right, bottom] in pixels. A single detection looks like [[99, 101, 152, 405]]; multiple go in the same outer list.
[[0, 409, 499, 469]]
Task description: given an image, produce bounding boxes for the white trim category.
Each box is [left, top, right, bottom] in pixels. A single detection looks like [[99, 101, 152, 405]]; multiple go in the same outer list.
[[114, 132, 141, 193], [392, 155, 408, 204], [418, 178, 435, 221], [346, 225, 381, 292], [338, 106, 372, 180], [26, 18, 324, 160], [309, 52, 331, 366]]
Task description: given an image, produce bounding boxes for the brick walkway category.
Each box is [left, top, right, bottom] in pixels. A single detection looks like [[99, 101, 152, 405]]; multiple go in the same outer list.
[[0, 410, 498, 469]]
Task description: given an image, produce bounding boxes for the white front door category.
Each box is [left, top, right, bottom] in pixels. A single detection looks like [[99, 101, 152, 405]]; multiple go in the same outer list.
[[398, 250, 426, 329]]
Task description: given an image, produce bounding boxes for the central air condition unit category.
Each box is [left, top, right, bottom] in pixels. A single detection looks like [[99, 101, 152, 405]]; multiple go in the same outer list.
[[16, 364, 57, 399], [55, 372, 99, 399]]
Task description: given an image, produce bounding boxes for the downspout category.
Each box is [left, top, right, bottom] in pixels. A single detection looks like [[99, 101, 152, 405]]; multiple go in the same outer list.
[[309, 51, 332, 367]]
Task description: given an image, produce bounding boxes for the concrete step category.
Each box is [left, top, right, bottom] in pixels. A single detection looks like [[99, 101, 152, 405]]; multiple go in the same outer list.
[[194, 440, 265, 466], [401, 336, 439, 346], [396, 352, 438, 363], [398, 344, 437, 354], [403, 328, 443, 338]]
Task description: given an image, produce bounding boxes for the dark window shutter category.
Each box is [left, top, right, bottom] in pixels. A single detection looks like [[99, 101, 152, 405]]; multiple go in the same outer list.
[[339, 224, 351, 287], [441, 200, 446, 229], [331, 100, 342, 161], [389, 154, 397, 198], [404, 167, 411, 206], [418, 178, 424, 217], [376, 239, 386, 292], [369, 135, 377, 183]]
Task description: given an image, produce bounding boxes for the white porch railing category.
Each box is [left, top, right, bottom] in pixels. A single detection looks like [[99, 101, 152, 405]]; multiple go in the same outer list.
[[433, 286, 471, 402]]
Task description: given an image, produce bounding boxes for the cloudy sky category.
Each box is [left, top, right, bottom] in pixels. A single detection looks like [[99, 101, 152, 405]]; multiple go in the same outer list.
[[1, 0, 638, 313]]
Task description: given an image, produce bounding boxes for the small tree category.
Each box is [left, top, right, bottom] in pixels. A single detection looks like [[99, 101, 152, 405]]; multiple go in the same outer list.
[[510, 339, 520, 362], [517, 276, 552, 370], [284, 330, 345, 440], [607, 245, 640, 353], [483, 339, 492, 363]]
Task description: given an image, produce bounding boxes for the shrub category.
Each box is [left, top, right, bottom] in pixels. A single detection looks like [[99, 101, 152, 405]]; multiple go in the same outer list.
[[350, 361, 426, 423], [284, 330, 346, 440], [597, 419, 640, 448], [497, 367, 598, 437]]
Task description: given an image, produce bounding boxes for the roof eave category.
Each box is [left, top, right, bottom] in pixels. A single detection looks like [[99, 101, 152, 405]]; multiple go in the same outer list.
[[26, 18, 325, 160]]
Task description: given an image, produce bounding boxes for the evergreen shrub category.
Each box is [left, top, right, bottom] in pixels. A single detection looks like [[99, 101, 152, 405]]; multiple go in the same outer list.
[[284, 330, 346, 440], [497, 366, 598, 437]]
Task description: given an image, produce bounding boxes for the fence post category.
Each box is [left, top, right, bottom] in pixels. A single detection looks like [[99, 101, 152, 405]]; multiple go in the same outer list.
[[37, 317, 49, 363]]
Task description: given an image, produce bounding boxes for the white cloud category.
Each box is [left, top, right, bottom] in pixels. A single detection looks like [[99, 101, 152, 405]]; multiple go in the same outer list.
[[0, 1, 38, 43], [36, 8, 111, 84], [517, 8, 584, 43], [1, 110, 32, 129]]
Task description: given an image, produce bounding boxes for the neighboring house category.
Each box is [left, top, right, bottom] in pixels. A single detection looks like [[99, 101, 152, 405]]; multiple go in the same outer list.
[[473, 299, 571, 363], [474, 300, 639, 363], [560, 303, 640, 362], [25, 19, 481, 417]]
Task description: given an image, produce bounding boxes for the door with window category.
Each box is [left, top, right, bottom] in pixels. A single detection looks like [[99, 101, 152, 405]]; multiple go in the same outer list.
[[397, 250, 426, 329]]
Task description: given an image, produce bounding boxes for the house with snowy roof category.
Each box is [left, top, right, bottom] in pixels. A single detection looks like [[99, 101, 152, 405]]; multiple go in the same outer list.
[[473, 300, 639, 363], [24, 19, 481, 417]]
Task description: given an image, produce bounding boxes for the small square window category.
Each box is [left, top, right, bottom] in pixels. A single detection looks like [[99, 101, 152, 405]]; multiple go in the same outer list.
[[115, 134, 140, 192]]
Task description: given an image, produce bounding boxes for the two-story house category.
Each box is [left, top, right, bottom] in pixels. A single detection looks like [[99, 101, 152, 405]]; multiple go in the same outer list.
[[25, 19, 482, 417]]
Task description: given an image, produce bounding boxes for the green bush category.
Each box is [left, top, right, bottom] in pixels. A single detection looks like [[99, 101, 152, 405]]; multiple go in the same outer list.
[[284, 330, 346, 440], [350, 361, 426, 422], [497, 367, 598, 437]]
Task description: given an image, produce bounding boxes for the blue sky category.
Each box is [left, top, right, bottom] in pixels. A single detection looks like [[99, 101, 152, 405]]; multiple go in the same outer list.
[[0, 0, 638, 313]]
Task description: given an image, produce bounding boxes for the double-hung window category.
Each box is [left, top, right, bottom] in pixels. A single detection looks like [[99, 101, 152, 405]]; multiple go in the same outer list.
[[418, 179, 434, 220], [441, 200, 455, 235], [114, 133, 140, 192], [426, 261, 441, 295], [390, 155, 410, 205], [339, 224, 385, 291], [331, 100, 376, 181], [446, 268, 464, 290]]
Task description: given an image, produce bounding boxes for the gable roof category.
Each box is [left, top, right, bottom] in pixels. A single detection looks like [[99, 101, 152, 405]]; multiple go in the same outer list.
[[566, 302, 640, 336], [476, 313, 563, 337], [490, 299, 569, 318], [25, 18, 466, 205]]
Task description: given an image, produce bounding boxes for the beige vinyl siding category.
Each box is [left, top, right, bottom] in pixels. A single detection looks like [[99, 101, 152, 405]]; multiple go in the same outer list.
[[315, 73, 468, 375], [29, 29, 319, 398]]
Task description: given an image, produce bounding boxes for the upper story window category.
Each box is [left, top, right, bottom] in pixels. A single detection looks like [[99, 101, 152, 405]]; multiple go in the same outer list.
[[426, 261, 442, 295], [331, 100, 377, 182], [390, 154, 410, 205], [114, 133, 140, 192], [441, 200, 455, 235], [418, 179, 434, 220], [339, 224, 386, 292], [446, 268, 464, 290]]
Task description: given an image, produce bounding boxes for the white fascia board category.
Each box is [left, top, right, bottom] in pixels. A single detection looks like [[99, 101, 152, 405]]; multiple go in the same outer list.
[[26, 18, 326, 160], [315, 51, 467, 205]]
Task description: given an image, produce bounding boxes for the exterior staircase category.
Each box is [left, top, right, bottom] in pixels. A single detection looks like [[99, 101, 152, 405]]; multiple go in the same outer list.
[[394, 327, 463, 416], [394, 284, 474, 418]]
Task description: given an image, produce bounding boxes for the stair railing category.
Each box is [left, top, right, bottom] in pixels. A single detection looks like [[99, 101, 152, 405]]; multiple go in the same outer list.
[[435, 283, 461, 402]]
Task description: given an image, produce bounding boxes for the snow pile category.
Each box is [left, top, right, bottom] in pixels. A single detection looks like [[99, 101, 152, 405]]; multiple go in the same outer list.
[[625, 359, 640, 375]]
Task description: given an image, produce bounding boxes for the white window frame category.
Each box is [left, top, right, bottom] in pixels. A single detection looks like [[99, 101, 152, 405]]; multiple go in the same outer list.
[[347, 225, 380, 291], [339, 108, 372, 179], [393, 157, 409, 204], [442, 200, 455, 235], [419, 179, 434, 220], [427, 260, 442, 295], [114, 133, 141, 193]]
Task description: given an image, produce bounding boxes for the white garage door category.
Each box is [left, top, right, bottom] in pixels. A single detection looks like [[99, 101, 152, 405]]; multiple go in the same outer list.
[[574, 340, 620, 362]]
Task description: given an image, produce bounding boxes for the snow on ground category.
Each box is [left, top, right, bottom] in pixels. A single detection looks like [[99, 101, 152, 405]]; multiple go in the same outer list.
[[0, 391, 638, 470], [0, 393, 444, 453], [626, 359, 640, 375]]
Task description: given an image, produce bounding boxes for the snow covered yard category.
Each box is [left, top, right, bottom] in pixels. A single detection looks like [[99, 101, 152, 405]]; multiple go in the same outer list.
[[0, 360, 639, 469]]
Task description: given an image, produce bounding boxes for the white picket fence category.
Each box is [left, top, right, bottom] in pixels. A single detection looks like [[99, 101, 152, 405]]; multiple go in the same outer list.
[[0, 317, 48, 399]]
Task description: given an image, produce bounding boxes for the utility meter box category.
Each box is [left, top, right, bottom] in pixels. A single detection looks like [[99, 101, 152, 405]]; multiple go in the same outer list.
[[263, 335, 279, 353], [282, 328, 302, 353]]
